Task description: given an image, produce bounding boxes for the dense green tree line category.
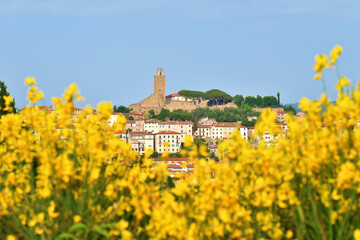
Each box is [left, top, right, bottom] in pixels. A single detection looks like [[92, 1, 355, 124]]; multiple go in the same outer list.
[[178, 89, 281, 108], [147, 106, 260, 127], [113, 105, 131, 113]]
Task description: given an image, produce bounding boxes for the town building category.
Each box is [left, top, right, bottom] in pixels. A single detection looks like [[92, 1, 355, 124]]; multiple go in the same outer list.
[[154, 131, 182, 153], [165, 93, 192, 102], [158, 121, 193, 141], [144, 120, 160, 133]]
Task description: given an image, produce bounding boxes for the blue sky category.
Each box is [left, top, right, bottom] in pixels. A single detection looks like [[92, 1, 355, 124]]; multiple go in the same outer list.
[[1, 0, 359, 109]]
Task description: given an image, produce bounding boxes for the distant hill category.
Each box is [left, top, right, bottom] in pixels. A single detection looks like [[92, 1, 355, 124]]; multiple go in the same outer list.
[[284, 103, 301, 113]]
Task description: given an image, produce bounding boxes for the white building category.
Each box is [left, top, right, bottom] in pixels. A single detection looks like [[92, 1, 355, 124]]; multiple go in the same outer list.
[[114, 131, 154, 155], [154, 131, 182, 153], [195, 124, 211, 138], [128, 131, 154, 154], [196, 122, 248, 140], [165, 93, 193, 102], [158, 121, 193, 142], [144, 120, 159, 133]]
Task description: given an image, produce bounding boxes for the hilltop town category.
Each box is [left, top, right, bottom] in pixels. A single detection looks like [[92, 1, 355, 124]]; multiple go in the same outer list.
[[17, 68, 304, 177]]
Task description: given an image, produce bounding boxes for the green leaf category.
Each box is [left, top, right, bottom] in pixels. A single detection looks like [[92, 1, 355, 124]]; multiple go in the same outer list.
[[75, 230, 85, 237], [100, 223, 115, 229], [93, 226, 110, 238], [69, 222, 87, 232], [56, 233, 76, 240]]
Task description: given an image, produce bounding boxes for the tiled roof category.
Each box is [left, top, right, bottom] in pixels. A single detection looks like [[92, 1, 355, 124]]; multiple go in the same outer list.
[[160, 121, 194, 125], [213, 122, 237, 127], [115, 131, 126, 134], [197, 124, 211, 128], [145, 120, 159, 123], [155, 131, 181, 135], [165, 93, 180, 97], [129, 131, 154, 135]]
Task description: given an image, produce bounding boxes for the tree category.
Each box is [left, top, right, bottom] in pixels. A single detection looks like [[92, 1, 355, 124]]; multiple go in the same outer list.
[[244, 96, 256, 107], [148, 109, 156, 119], [284, 105, 296, 114], [113, 105, 130, 113], [205, 89, 233, 106], [262, 96, 278, 107], [0, 81, 16, 116], [233, 94, 244, 107], [128, 116, 134, 120], [277, 92, 280, 107], [156, 108, 170, 121], [178, 90, 205, 100]]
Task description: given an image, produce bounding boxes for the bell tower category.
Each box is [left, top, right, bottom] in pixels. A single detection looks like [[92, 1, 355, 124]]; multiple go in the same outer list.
[[154, 68, 165, 100]]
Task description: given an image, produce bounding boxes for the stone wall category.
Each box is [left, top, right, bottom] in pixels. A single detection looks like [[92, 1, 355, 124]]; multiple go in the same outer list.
[[209, 102, 238, 110], [164, 100, 208, 112]]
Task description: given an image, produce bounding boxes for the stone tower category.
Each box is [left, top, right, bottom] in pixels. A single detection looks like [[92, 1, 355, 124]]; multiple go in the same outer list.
[[154, 68, 165, 101]]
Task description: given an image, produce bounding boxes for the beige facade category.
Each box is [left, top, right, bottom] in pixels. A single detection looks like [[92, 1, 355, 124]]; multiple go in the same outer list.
[[154, 131, 182, 153], [144, 120, 160, 133], [195, 125, 211, 138], [196, 122, 248, 140], [158, 121, 193, 142], [128, 132, 154, 155], [115, 131, 154, 155]]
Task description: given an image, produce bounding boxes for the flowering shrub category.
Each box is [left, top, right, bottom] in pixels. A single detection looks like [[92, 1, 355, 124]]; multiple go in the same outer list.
[[1, 46, 360, 239]]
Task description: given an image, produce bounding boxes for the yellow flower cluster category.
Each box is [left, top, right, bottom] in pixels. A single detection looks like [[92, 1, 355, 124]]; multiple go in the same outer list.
[[313, 45, 342, 80], [2, 46, 360, 239]]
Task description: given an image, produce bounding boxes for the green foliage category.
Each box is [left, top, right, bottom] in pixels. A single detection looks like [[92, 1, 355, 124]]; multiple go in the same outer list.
[[244, 94, 279, 108], [0, 80, 16, 116], [263, 96, 278, 107], [277, 92, 280, 107], [204, 89, 233, 106], [148, 109, 156, 119], [284, 105, 297, 114], [113, 105, 130, 113], [233, 94, 244, 107], [178, 90, 205, 99]]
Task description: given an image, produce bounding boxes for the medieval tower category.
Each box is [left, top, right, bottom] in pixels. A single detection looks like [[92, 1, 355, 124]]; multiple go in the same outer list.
[[129, 67, 209, 113], [154, 68, 165, 101], [129, 68, 166, 113]]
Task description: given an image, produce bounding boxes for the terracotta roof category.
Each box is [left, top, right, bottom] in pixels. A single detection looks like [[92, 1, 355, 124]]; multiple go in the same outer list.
[[197, 124, 211, 128], [115, 131, 126, 134], [213, 122, 237, 127], [155, 131, 181, 135], [145, 120, 159, 123], [165, 93, 180, 98], [129, 131, 154, 135], [160, 121, 194, 125]]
